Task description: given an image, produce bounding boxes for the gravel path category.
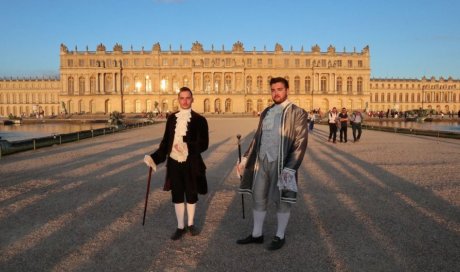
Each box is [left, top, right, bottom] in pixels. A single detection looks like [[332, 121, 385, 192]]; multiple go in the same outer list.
[[0, 118, 459, 272]]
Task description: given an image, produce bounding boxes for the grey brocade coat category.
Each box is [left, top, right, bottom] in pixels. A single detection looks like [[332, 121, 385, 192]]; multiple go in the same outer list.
[[239, 102, 308, 203]]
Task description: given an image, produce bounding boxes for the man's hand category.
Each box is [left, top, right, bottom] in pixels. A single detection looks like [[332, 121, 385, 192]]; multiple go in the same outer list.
[[143, 155, 157, 172], [236, 157, 247, 178]]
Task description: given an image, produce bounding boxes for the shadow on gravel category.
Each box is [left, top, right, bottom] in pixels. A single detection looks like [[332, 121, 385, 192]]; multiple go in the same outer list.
[[0, 132, 242, 271], [299, 132, 460, 271]]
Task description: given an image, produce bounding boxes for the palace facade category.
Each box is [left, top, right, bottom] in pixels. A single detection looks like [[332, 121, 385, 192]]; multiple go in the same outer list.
[[0, 41, 459, 117]]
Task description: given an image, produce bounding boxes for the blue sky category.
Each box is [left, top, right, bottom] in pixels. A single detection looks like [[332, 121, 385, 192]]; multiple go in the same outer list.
[[1, 0, 459, 79]]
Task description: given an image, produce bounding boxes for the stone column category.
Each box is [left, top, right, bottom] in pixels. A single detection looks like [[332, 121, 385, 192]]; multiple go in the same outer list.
[[113, 73, 117, 93], [101, 73, 105, 93]]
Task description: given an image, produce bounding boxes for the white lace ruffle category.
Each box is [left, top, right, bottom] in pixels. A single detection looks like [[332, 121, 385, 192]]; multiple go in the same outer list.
[[170, 109, 191, 162], [277, 168, 298, 192]]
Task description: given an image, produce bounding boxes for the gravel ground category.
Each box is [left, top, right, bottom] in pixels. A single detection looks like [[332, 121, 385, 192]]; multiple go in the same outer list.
[[0, 118, 459, 272]]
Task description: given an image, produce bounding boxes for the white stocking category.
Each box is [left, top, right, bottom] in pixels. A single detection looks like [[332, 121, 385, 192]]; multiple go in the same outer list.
[[186, 203, 196, 226], [174, 203, 185, 229], [252, 210, 267, 237], [276, 212, 291, 239]]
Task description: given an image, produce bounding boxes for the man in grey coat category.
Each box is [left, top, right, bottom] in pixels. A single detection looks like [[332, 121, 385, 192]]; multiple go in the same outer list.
[[236, 77, 308, 250]]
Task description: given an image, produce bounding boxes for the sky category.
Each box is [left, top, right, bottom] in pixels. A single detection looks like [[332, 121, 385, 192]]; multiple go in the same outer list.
[[1, 0, 459, 79]]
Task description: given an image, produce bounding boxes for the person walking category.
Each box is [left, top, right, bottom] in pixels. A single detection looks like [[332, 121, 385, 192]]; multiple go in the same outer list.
[[143, 87, 209, 240], [338, 107, 349, 143], [308, 111, 315, 131], [236, 77, 308, 250], [328, 107, 339, 143], [350, 110, 364, 142]]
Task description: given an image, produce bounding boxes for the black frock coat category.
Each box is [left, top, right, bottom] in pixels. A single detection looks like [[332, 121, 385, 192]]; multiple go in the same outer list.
[[150, 111, 209, 195]]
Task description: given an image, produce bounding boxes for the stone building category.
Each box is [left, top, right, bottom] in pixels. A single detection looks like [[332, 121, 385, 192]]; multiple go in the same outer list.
[[0, 77, 60, 117], [0, 41, 459, 116], [370, 77, 459, 113], [57, 41, 371, 114]]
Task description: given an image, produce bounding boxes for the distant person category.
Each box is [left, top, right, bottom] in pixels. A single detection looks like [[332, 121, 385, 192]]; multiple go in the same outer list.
[[308, 111, 315, 131], [236, 77, 308, 250], [143, 87, 209, 240], [338, 107, 349, 143], [328, 107, 338, 143], [350, 110, 363, 142]]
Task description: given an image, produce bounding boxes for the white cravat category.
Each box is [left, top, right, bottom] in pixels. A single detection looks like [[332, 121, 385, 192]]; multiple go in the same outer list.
[[170, 109, 191, 162]]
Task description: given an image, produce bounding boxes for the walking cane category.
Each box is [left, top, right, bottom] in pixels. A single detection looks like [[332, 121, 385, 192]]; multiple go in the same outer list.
[[142, 167, 153, 225], [237, 134, 245, 219]]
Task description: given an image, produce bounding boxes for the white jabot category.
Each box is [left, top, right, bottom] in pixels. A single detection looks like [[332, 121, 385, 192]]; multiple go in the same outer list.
[[170, 108, 192, 162]]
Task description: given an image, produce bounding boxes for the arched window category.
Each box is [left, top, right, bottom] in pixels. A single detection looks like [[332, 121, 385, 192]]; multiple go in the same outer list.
[[294, 76, 300, 94], [257, 99, 264, 113], [320, 76, 327, 93], [225, 98, 232, 112], [304, 76, 311, 93], [256, 76, 263, 93], [336, 77, 342, 93], [214, 74, 221, 93], [68, 77, 74, 95], [122, 76, 129, 93], [203, 99, 210, 113], [381, 93, 385, 102], [79, 77, 85, 94], [146, 75, 152, 93], [347, 77, 353, 94], [204, 74, 211, 94], [246, 99, 253, 113], [357, 77, 363, 94], [183, 76, 189, 87], [225, 74, 232, 92], [246, 76, 252, 93], [214, 99, 221, 113], [105, 74, 113, 92], [160, 76, 168, 93], [399, 93, 403, 102]]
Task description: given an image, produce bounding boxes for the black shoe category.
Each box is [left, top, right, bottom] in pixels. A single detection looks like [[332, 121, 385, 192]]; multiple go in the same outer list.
[[171, 228, 187, 240], [236, 234, 264, 244], [188, 225, 199, 236], [267, 236, 285, 250]]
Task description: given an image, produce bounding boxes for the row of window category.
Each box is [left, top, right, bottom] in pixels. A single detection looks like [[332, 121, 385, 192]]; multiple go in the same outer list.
[[371, 92, 458, 103], [0, 93, 58, 104], [371, 83, 458, 90], [0, 105, 60, 116], [0, 83, 58, 89], [65, 74, 366, 95], [65, 57, 365, 69]]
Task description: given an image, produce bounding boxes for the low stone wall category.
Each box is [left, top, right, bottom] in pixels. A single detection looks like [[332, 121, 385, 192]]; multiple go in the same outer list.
[[0, 121, 156, 158]]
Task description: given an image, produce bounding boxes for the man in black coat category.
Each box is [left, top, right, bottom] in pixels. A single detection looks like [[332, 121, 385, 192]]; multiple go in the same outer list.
[[144, 87, 209, 240]]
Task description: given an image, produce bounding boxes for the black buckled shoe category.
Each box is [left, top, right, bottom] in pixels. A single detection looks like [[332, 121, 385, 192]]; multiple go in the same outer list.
[[170, 228, 187, 240], [188, 225, 199, 236], [267, 236, 285, 250], [236, 234, 264, 244]]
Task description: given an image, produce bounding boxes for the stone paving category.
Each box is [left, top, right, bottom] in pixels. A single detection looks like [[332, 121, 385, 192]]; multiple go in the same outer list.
[[0, 118, 459, 271]]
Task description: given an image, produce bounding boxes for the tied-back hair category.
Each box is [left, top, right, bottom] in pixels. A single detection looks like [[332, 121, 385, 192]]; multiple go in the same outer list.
[[179, 87, 193, 97]]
